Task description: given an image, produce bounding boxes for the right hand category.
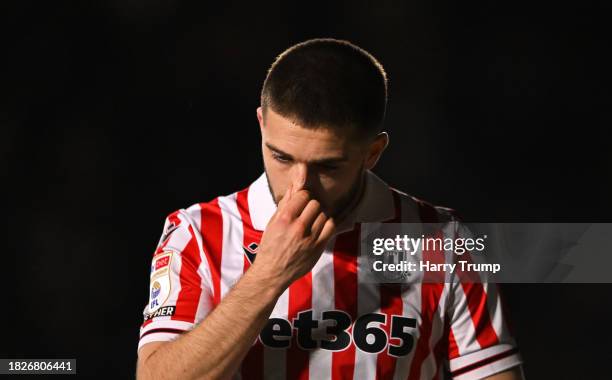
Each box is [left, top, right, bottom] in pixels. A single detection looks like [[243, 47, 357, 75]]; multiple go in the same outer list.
[[251, 183, 336, 290]]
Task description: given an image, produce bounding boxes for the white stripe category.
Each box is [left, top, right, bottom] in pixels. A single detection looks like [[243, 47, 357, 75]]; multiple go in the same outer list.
[[486, 283, 515, 346], [182, 205, 215, 325], [450, 282, 482, 356], [218, 193, 246, 299], [415, 223, 458, 379], [185, 203, 203, 236], [353, 224, 380, 379], [308, 239, 336, 380], [248, 173, 277, 231], [179, 205, 214, 302], [392, 198, 425, 380], [161, 213, 192, 253], [392, 191, 423, 379], [263, 289, 289, 380]]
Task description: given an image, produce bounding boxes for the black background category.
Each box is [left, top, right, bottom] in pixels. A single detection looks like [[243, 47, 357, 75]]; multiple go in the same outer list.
[[3, 0, 611, 378]]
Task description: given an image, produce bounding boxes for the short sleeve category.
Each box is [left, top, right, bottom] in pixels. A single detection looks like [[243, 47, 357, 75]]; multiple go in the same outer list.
[[137, 209, 214, 352], [445, 280, 522, 379]]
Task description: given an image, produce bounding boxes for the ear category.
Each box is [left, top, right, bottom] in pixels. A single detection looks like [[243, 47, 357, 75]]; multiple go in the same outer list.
[[256, 106, 264, 132], [364, 132, 389, 170]]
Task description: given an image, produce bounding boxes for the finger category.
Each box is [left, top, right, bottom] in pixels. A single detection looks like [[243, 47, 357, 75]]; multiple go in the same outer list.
[[278, 183, 293, 207], [316, 217, 336, 246], [309, 211, 328, 238], [284, 189, 311, 219], [298, 199, 322, 230], [291, 173, 304, 195]]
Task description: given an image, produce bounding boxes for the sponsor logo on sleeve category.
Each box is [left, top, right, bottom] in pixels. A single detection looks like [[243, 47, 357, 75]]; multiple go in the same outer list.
[[143, 305, 176, 321], [155, 255, 171, 270]]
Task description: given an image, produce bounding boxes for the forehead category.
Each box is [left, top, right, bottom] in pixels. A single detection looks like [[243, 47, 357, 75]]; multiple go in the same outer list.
[[263, 108, 357, 158]]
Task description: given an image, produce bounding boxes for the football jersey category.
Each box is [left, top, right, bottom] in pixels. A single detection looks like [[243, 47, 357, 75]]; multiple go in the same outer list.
[[138, 171, 521, 380]]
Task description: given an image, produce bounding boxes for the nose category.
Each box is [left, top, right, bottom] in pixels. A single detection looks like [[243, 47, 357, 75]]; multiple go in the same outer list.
[[291, 163, 313, 192]]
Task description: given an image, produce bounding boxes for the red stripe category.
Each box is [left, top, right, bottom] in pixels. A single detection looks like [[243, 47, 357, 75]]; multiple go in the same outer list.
[[236, 187, 253, 227], [460, 282, 499, 348], [451, 221, 499, 350], [287, 273, 313, 380], [408, 201, 445, 379], [332, 228, 360, 380], [171, 226, 202, 323], [376, 189, 403, 379], [408, 283, 444, 379], [376, 284, 403, 380], [431, 318, 451, 379], [199, 199, 224, 307], [237, 188, 264, 380], [447, 328, 460, 359], [236, 188, 254, 271]]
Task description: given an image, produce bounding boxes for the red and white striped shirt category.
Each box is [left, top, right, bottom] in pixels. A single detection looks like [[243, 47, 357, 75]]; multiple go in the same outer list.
[[139, 171, 521, 380]]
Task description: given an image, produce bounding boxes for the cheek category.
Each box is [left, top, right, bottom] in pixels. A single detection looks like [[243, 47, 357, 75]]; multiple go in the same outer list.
[[317, 170, 357, 199]]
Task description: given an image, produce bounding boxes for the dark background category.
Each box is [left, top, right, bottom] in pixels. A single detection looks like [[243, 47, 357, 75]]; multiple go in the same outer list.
[[2, 0, 611, 378]]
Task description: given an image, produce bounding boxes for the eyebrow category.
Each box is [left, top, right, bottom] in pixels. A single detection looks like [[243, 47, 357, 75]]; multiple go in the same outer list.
[[265, 142, 348, 165]]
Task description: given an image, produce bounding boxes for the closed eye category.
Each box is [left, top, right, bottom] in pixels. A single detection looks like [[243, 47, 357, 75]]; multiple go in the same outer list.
[[272, 152, 292, 163]]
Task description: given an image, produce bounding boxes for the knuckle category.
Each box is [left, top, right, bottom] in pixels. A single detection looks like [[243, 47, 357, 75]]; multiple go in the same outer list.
[[276, 211, 292, 224], [296, 190, 311, 202], [292, 219, 308, 234]]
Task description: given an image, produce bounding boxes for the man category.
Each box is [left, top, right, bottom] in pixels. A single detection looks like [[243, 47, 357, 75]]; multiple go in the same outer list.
[[136, 39, 523, 379]]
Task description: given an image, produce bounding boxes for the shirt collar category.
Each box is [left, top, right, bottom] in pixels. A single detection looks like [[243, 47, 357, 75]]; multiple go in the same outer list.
[[247, 170, 395, 234]]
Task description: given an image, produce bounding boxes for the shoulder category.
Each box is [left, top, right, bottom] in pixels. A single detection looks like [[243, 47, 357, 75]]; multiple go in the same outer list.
[[163, 189, 247, 239], [389, 187, 462, 223]]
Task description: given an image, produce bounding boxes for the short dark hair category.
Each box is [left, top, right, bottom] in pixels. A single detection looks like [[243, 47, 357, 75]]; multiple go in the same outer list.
[[261, 38, 388, 139]]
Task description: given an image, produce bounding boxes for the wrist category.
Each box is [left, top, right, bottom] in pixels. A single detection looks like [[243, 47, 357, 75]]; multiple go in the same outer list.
[[247, 260, 290, 298]]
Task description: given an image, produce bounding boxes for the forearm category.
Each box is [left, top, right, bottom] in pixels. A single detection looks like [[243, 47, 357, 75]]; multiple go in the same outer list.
[[484, 365, 525, 380], [138, 266, 284, 380]]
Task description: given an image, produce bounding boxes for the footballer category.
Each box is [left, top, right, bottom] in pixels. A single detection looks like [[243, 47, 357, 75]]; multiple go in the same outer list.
[[136, 39, 524, 380]]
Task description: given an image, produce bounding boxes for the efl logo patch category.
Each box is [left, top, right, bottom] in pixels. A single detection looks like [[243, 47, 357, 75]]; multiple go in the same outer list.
[[149, 251, 173, 313]]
